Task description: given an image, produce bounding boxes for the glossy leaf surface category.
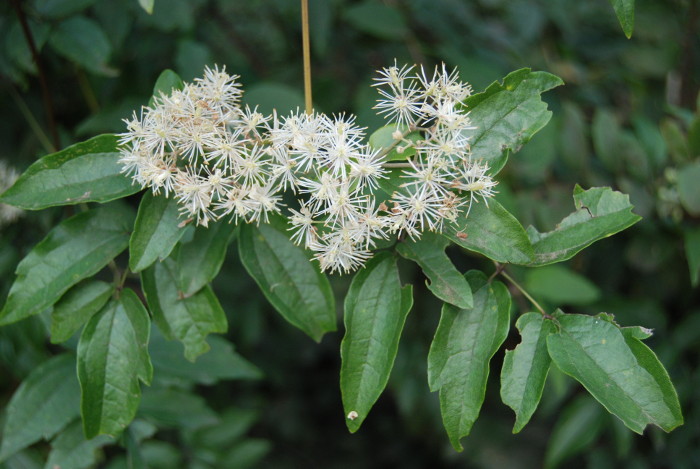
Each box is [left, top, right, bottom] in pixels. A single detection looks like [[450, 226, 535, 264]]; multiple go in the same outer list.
[[340, 253, 413, 432], [0, 135, 138, 210]]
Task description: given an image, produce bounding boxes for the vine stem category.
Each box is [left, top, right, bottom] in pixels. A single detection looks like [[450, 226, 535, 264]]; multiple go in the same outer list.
[[301, 0, 312, 114], [10, 0, 60, 151], [495, 264, 548, 317]]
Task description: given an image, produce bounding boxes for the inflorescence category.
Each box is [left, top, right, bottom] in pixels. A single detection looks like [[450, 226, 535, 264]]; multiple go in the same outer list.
[[118, 63, 497, 273]]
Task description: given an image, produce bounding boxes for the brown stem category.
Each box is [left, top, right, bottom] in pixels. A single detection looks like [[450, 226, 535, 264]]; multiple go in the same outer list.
[[10, 0, 60, 151], [301, 0, 313, 114]]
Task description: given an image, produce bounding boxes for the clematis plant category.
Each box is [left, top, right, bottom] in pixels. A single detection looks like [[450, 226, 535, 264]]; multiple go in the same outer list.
[[0, 59, 683, 456]]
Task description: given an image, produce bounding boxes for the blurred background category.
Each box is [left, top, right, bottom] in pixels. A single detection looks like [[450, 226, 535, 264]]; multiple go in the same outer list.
[[0, 0, 698, 467]]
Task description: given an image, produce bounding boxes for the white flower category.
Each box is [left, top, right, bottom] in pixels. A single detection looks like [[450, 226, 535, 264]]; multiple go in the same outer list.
[[118, 62, 496, 274]]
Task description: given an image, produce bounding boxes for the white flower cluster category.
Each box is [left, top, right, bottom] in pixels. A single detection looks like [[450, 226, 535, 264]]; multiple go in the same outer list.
[[0, 161, 23, 227], [119, 63, 496, 273]]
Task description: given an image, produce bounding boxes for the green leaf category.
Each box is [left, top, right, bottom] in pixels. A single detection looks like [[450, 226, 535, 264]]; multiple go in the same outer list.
[[141, 258, 228, 362], [620, 326, 683, 428], [544, 395, 605, 469], [344, 1, 408, 40], [138, 388, 217, 430], [49, 16, 115, 75], [0, 354, 80, 462], [50, 280, 114, 344], [500, 312, 556, 433], [129, 192, 186, 273], [546, 312, 683, 434], [138, 0, 155, 15], [175, 221, 237, 296], [45, 420, 113, 469], [149, 329, 262, 386], [443, 198, 534, 264], [609, 0, 635, 38], [463, 69, 564, 175], [368, 124, 421, 161], [524, 265, 601, 306], [150, 69, 183, 105], [0, 204, 134, 326], [683, 226, 700, 287], [78, 289, 153, 438], [35, 0, 98, 18], [526, 186, 642, 266], [238, 217, 336, 342], [0, 135, 139, 210], [340, 253, 412, 432], [677, 162, 700, 216], [427, 271, 511, 450], [396, 232, 472, 309]]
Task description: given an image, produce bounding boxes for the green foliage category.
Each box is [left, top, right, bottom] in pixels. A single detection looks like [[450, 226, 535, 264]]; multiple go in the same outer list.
[[0, 204, 133, 325], [396, 232, 472, 309], [238, 217, 336, 341], [78, 289, 153, 438], [340, 252, 412, 432], [547, 312, 682, 433], [0, 0, 693, 466], [0, 135, 138, 209], [428, 271, 511, 450], [444, 198, 534, 264], [526, 186, 642, 266], [129, 192, 186, 273], [464, 69, 564, 175], [500, 312, 556, 433], [0, 354, 80, 461], [608, 0, 635, 38], [50, 280, 113, 343], [141, 258, 227, 361]]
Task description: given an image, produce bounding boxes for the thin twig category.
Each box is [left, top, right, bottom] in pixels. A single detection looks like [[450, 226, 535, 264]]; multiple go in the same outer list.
[[498, 267, 548, 317], [10, 0, 59, 151], [7, 85, 54, 154], [301, 0, 313, 114]]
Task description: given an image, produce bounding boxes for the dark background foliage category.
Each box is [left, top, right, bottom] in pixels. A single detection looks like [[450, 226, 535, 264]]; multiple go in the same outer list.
[[0, 0, 698, 467]]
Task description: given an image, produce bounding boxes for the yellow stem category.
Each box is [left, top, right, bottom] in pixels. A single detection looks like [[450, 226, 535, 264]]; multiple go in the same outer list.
[[301, 0, 312, 114]]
